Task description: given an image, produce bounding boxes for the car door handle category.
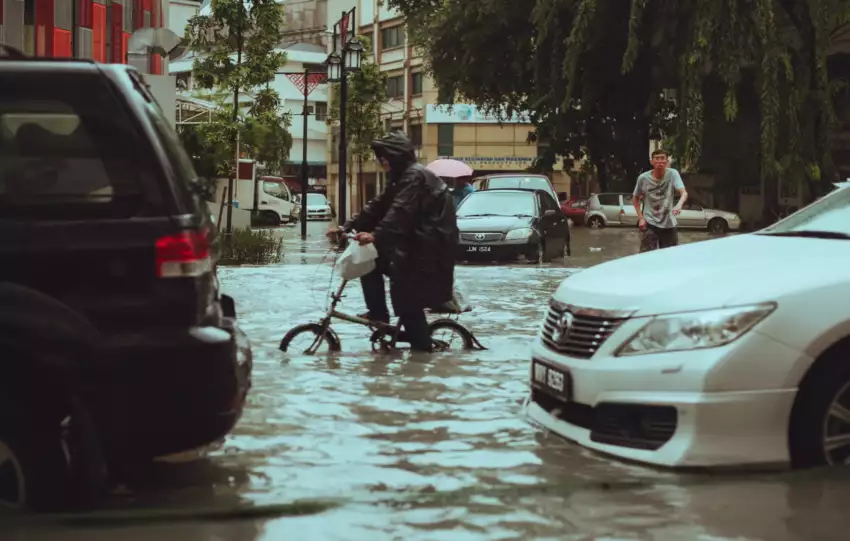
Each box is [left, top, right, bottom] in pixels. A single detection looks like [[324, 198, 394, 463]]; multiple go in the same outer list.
[[261, 201, 269, 204]]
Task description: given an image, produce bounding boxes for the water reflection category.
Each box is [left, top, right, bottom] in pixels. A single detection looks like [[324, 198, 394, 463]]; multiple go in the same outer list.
[[9, 222, 850, 540]]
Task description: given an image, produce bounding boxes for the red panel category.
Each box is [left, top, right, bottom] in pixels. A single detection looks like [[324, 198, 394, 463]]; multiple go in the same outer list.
[[77, 0, 93, 28], [0, 1, 4, 24], [151, 53, 161, 74], [92, 3, 107, 62], [110, 3, 123, 63], [122, 32, 131, 66], [35, 0, 55, 57], [134, 0, 144, 29], [142, 0, 150, 10], [237, 162, 253, 181], [53, 28, 73, 57]]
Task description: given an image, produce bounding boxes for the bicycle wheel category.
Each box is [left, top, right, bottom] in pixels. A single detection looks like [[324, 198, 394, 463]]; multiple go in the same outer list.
[[279, 323, 341, 353], [429, 319, 475, 351]]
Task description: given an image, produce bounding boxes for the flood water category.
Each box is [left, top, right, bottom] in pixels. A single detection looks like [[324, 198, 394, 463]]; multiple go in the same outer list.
[[7, 223, 850, 541]]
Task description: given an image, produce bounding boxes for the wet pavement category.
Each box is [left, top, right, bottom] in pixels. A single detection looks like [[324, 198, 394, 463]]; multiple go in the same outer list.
[[8, 223, 850, 540]]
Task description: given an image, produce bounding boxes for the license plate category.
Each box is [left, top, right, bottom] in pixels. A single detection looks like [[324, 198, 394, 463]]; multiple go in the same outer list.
[[466, 246, 492, 252], [531, 360, 571, 400]]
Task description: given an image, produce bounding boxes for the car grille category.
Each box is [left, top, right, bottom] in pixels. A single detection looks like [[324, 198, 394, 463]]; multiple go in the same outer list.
[[460, 232, 504, 242], [541, 304, 628, 358]]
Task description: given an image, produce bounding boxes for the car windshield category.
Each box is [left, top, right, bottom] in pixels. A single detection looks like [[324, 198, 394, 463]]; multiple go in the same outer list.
[[307, 193, 328, 205], [760, 186, 850, 237], [457, 191, 536, 217], [486, 176, 551, 193], [262, 182, 287, 199]]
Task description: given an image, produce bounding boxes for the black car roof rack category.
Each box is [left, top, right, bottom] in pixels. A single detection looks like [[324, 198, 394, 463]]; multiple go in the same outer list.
[[0, 45, 97, 64]]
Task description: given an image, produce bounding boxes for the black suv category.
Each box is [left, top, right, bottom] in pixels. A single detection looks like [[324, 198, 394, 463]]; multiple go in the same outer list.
[[0, 54, 252, 510]]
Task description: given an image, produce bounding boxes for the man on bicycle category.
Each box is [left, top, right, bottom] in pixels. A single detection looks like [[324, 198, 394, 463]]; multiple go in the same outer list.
[[328, 132, 458, 352]]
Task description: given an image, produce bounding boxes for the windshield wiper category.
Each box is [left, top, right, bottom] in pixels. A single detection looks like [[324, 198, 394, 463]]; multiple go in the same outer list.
[[763, 230, 850, 240], [461, 213, 500, 217], [513, 214, 534, 218]]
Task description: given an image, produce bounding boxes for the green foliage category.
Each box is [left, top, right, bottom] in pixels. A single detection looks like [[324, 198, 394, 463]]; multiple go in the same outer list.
[[218, 228, 284, 265], [390, 0, 848, 203], [328, 36, 388, 163], [183, 0, 292, 176]]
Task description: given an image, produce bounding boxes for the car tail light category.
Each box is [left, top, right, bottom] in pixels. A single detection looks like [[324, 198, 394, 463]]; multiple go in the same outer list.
[[620, 208, 625, 215], [155, 230, 212, 278]]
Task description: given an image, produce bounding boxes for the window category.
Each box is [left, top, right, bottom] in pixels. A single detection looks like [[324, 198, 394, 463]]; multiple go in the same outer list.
[[411, 72, 423, 95], [303, 63, 325, 73], [263, 182, 289, 201], [0, 72, 159, 220], [315, 102, 328, 121], [437, 124, 453, 156], [409, 124, 422, 148], [457, 191, 536, 218], [386, 75, 403, 99], [381, 26, 404, 50], [538, 192, 559, 213], [596, 194, 620, 206]]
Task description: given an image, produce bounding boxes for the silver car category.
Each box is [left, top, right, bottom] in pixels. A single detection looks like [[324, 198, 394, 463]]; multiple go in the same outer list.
[[585, 192, 742, 233]]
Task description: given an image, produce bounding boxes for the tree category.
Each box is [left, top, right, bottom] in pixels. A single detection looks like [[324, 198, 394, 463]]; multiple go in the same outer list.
[[327, 36, 388, 181], [184, 0, 292, 216], [390, 0, 850, 214]]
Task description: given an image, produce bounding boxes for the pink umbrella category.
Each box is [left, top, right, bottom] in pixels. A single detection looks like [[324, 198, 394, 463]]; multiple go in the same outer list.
[[426, 159, 474, 178]]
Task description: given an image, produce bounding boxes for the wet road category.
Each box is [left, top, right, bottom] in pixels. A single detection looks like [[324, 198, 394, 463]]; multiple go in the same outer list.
[[8, 223, 850, 540]]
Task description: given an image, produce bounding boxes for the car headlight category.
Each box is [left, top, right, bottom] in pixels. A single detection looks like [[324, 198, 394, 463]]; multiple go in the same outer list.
[[615, 303, 776, 357], [505, 228, 534, 240]]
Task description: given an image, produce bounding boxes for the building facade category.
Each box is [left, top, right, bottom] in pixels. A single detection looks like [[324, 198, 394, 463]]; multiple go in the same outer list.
[[169, 41, 330, 185], [0, 0, 167, 72], [324, 0, 576, 220]]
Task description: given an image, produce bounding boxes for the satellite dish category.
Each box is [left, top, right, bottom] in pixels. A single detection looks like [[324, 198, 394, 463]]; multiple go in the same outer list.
[[128, 28, 187, 61]]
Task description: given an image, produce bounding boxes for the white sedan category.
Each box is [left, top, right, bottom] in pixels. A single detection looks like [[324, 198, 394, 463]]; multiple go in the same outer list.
[[525, 185, 850, 469]]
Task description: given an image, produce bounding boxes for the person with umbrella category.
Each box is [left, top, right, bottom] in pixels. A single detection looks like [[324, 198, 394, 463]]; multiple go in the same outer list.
[[426, 159, 476, 209]]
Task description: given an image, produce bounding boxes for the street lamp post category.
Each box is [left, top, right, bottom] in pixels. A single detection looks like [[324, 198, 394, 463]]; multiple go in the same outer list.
[[278, 69, 327, 238], [326, 7, 364, 226]]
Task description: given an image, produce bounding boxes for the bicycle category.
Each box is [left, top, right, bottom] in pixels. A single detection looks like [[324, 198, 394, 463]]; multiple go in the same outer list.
[[279, 233, 486, 354]]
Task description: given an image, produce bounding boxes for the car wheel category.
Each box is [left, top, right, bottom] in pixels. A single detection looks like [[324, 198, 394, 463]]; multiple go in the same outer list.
[[262, 211, 281, 227], [789, 347, 850, 468], [708, 217, 728, 234], [0, 409, 74, 512], [588, 216, 605, 229]]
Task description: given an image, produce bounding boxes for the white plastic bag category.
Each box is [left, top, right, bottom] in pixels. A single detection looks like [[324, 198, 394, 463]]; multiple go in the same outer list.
[[337, 240, 379, 280]]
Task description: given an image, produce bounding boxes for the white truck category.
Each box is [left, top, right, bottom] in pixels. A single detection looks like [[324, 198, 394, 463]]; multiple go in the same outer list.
[[232, 160, 298, 226]]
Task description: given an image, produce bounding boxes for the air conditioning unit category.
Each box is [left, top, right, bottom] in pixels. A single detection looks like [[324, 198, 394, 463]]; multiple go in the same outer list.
[[305, 105, 315, 115]]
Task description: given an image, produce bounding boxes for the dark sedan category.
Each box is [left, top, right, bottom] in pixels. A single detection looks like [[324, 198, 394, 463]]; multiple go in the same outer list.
[[456, 189, 570, 263]]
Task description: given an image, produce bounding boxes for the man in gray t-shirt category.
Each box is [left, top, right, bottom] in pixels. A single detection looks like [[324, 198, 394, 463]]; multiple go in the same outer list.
[[632, 149, 688, 252]]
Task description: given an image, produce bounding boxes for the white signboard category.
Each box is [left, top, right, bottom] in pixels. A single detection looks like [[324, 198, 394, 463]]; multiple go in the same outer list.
[[426, 104, 531, 124]]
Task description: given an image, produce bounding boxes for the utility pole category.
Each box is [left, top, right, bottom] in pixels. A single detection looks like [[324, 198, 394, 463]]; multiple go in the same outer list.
[[280, 69, 327, 238]]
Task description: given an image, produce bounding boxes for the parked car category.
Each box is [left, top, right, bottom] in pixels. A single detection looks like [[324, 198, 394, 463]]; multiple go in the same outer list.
[[456, 189, 570, 263], [561, 197, 588, 226], [525, 183, 850, 469], [585, 192, 742, 233], [0, 56, 252, 511], [306, 192, 334, 220], [471, 174, 560, 205]]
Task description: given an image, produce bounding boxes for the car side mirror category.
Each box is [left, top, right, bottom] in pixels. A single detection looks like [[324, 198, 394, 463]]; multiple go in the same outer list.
[[543, 209, 557, 218]]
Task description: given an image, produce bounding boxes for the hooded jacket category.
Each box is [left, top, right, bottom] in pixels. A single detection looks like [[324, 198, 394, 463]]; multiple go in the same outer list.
[[343, 132, 458, 308]]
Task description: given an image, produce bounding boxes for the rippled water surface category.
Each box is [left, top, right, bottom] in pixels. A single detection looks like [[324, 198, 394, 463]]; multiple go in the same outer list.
[[8, 223, 850, 541]]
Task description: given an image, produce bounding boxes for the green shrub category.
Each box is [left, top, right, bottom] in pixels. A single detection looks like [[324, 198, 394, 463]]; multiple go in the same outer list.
[[218, 227, 283, 265]]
